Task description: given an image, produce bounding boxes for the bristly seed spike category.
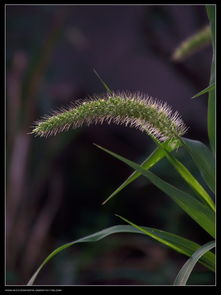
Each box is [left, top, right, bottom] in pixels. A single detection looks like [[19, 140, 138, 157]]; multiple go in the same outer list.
[[31, 91, 187, 142]]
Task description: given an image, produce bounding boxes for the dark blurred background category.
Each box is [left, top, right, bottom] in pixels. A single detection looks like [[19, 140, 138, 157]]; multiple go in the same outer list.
[[6, 4, 214, 285]]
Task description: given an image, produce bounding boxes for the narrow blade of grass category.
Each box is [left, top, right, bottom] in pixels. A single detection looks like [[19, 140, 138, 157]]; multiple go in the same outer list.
[[206, 5, 215, 49], [116, 215, 215, 273], [182, 137, 215, 193], [95, 144, 215, 237], [151, 137, 215, 212], [93, 68, 112, 93], [173, 240, 215, 285], [206, 5, 216, 154], [208, 84, 216, 155], [27, 223, 215, 286], [102, 140, 181, 205], [192, 83, 215, 98], [27, 225, 139, 285], [162, 148, 215, 212]]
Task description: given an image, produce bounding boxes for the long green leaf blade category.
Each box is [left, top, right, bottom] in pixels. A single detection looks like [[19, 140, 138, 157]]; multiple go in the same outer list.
[[174, 240, 215, 285], [102, 140, 181, 205], [208, 84, 216, 155], [95, 144, 215, 237], [182, 137, 215, 193], [159, 143, 215, 212], [27, 225, 138, 285], [206, 5, 215, 49], [149, 137, 215, 211], [27, 224, 215, 285], [206, 5, 216, 154], [116, 215, 215, 273]]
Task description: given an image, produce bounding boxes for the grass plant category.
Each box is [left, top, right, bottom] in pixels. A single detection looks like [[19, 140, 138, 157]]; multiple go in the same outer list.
[[27, 5, 216, 286]]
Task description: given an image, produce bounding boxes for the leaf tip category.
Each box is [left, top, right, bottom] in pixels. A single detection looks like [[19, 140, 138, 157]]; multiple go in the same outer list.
[[101, 199, 108, 206]]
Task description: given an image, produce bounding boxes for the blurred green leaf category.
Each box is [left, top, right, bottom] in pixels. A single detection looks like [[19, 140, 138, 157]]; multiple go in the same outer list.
[[172, 25, 211, 61], [95, 144, 215, 238], [174, 240, 215, 285], [21, 12, 66, 127], [182, 138, 215, 193]]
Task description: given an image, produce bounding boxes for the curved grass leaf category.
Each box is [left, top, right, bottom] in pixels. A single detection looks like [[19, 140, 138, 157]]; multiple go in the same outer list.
[[182, 137, 215, 193], [27, 225, 138, 285], [27, 224, 215, 285], [95, 144, 215, 238], [102, 139, 181, 205], [173, 240, 215, 285], [115, 215, 215, 273]]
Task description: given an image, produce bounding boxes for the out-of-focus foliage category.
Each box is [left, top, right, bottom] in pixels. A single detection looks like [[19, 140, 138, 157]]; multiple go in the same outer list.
[[172, 25, 211, 61]]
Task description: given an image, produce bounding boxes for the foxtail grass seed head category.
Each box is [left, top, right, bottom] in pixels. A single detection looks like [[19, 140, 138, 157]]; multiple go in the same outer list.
[[31, 92, 187, 142]]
